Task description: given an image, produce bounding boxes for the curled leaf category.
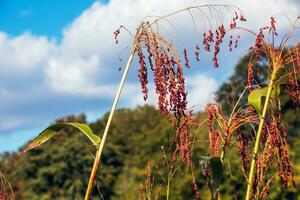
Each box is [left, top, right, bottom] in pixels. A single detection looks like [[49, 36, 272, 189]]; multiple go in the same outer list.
[[21, 122, 101, 154], [248, 85, 280, 115]]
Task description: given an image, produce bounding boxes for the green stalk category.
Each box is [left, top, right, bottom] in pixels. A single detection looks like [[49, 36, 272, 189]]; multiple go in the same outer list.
[[245, 71, 276, 200], [166, 174, 171, 200], [84, 50, 136, 200]]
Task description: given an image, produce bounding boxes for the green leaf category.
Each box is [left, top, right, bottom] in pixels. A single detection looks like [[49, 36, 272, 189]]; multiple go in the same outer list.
[[200, 156, 223, 200], [248, 85, 280, 115], [209, 157, 223, 185], [21, 122, 101, 154]]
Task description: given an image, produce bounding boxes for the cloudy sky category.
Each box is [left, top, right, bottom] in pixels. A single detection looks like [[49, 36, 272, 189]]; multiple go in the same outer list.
[[0, 0, 299, 152]]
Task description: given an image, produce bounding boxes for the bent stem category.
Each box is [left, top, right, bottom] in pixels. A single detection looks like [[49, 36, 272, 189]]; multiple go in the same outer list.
[[245, 71, 276, 200], [84, 50, 136, 200]]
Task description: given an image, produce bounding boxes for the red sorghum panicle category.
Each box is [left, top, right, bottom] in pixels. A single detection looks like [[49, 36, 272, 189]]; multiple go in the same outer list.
[[0, 193, 8, 200], [113, 26, 122, 44], [212, 25, 226, 68], [253, 27, 268, 61], [208, 30, 214, 43], [234, 35, 240, 48], [137, 45, 149, 101], [229, 35, 233, 52], [260, 176, 274, 200], [115, 6, 248, 166], [114, 7, 248, 122], [287, 71, 300, 106], [176, 114, 192, 165], [230, 17, 237, 29], [237, 131, 249, 174], [203, 33, 210, 52], [206, 103, 223, 155], [203, 30, 214, 52], [192, 176, 201, 199], [195, 44, 200, 61], [183, 48, 190, 68], [269, 17, 278, 36], [296, 47, 300, 68], [247, 62, 254, 90], [234, 12, 239, 20], [209, 130, 220, 156], [146, 43, 154, 70], [207, 104, 215, 133], [268, 116, 296, 188], [240, 14, 247, 21], [284, 46, 300, 68]]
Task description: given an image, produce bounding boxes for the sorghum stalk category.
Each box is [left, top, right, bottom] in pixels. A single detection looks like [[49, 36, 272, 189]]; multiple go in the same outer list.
[[84, 49, 136, 200], [245, 70, 277, 200], [166, 174, 171, 200]]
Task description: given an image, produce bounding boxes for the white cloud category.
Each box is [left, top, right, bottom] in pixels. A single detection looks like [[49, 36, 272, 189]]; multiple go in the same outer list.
[[124, 83, 157, 107], [45, 0, 299, 96], [45, 54, 104, 96], [0, 32, 55, 73], [187, 74, 219, 111], [1, 0, 299, 89], [0, 0, 299, 135], [0, 116, 28, 132]]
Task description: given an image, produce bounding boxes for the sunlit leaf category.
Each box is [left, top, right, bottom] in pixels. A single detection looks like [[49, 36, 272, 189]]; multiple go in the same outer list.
[[21, 123, 101, 154], [248, 85, 280, 115]]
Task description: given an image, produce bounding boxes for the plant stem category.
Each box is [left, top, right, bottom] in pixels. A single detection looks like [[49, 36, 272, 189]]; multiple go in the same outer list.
[[245, 72, 276, 200], [84, 50, 136, 200], [166, 174, 171, 200]]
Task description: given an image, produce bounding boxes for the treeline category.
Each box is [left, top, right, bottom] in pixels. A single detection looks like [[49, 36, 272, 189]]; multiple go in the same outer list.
[[0, 105, 299, 199]]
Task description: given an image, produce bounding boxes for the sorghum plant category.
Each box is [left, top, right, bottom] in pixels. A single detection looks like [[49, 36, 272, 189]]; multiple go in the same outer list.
[[244, 16, 299, 200], [114, 5, 247, 166], [109, 5, 247, 200], [139, 161, 162, 200], [199, 16, 299, 200]]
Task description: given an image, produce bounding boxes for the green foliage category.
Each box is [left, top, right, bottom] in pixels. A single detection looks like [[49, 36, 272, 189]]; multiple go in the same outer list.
[[0, 105, 299, 199], [21, 122, 101, 154], [248, 86, 281, 115]]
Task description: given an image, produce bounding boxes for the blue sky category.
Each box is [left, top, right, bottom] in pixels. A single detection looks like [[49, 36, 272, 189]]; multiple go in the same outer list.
[[0, 0, 108, 38], [0, 0, 110, 151], [0, 0, 299, 152]]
